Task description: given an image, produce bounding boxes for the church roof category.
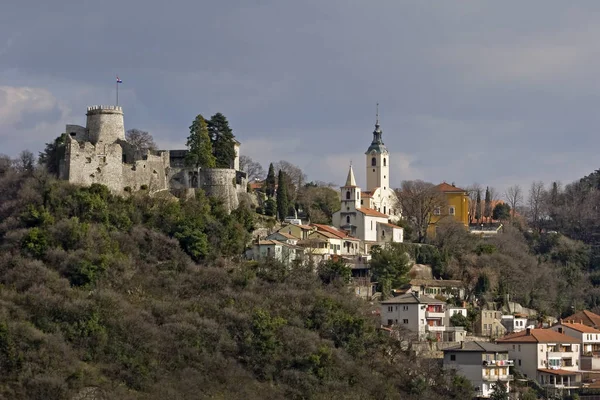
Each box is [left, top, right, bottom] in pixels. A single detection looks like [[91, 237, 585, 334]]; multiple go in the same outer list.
[[436, 182, 467, 193], [356, 207, 389, 218], [361, 192, 373, 198], [365, 111, 388, 154], [344, 165, 357, 187]]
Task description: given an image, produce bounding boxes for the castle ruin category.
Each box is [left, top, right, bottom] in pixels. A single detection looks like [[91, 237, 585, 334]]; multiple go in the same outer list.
[[59, 105, 247, 211]]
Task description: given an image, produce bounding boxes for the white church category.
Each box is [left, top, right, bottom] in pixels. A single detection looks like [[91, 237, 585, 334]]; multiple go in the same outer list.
[[332, 114, 403, 248]]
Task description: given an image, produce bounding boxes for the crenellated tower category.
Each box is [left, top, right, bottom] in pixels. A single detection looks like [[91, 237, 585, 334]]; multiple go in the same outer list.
[[86, 105, 125, 144]]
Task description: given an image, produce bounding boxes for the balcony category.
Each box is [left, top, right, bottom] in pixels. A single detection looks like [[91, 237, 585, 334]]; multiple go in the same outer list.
[[426, 311, 445, 319], [483, 374, 513, 382], [483, 359, 514, 367], [425, 325, 445, 332]]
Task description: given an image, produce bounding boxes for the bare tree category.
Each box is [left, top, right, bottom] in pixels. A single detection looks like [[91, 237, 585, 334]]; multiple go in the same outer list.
[[239, 155, 265, 181], [273, 160, 306, 189], [528, 181, 546, 231], [504, 185, 523, 220], [126, 129, 157, 154], [13, 150, 35, 174], [395, 180, 447, 243], [465, 183, 482, 224]]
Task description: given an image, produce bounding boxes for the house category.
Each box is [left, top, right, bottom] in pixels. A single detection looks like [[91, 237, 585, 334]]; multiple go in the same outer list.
[[500, 314, 528, 333], [249, 240, 303, 265], [380, 292, 465, 342], [563, 310, 600, 329], [427, 182, 470, 237], [446, 306, 468, 321], [311, 223, 361, 256], [496, 328, 582, 392], [549, 322, 600, 370], [443, 341, 513, 398], [408, 278, 466, 300], [476, 309, 507, 338], [277, 223, 315, 240], [265, 231, 299, 246]]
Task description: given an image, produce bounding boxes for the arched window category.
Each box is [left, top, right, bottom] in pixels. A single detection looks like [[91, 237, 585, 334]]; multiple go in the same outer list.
[[383, 158, 387, 166], [346, 191, 351, 200], [346, 216, 350, 224], [371, 157, 376, 166], [382, 230, 385, 238]]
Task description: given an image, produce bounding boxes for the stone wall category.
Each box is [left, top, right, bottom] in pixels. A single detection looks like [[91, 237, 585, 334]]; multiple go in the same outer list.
[[121, 152, 169, 193], [199, 168, 239, 212], [86, 106, 125, 144]]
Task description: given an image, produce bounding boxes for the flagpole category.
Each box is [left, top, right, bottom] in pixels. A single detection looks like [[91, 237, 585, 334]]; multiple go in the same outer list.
[[116, 78, 119, 106]]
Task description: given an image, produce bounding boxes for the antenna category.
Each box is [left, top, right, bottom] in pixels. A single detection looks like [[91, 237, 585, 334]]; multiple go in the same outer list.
[[376, 102, 379, 125]]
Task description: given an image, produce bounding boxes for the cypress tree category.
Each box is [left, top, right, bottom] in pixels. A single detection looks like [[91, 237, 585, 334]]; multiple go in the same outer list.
[[475, 190, 482, 223], [186, 115, 216, 168], [484, 186, 491, 222], [265, 163, 276, 198], [277, 170, 288, 221], [208, 113, 236, 168]]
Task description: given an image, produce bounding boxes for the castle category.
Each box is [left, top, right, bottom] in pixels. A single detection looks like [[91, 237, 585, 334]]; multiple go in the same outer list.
[[59, 105, 247, 211]]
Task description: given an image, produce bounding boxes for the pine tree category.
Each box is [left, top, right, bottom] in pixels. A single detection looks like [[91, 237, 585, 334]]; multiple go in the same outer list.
[[484, 186, 492, 222], [186, 115, 216, 168], [265, 163, 276, 198], [475, 190, 482, 223], [277, 170, 288, 221], [208, 113, 236, 168]]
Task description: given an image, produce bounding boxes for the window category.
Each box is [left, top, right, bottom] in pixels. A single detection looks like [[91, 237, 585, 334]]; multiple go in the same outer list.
[[70, 132, 77, 137], [450, 354, 456, 361], [387, 319, 393, 325], [346, 216, 350, 224], [387, 306, 393, 312], [383, 206, 387, 214], [449, 206, 455, 216], [346, 191, 350, 200], [403, 306, 408, 311], [434, 207, 441, 215], [361, 200, 363, 205], [403, 319, 408, 324], [371, 157, 376, 166], [382, 230, 385, 239], [371, 221, 373, 230], [518, 359, 521, 366], [518, 345, 521, 351]]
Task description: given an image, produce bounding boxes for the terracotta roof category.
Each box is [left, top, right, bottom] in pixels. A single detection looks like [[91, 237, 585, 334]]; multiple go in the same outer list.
[[496, 329, 580, 344], [538, 369, 580, 376], [356, 207, 389, 218], [380, 292, 445, 305], [309, 230, 338, 239], [558, 322, 600, 334], [563, 310, 600, 328], [378, 222, 402, 229], [436, 182, 467, 193], [361, 192, 374, 198], [312, 223, 350, 239]]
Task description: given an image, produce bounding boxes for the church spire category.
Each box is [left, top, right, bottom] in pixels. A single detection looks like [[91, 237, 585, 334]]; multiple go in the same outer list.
[[345, 164, 357, 187], [366, 103, 387, 154]]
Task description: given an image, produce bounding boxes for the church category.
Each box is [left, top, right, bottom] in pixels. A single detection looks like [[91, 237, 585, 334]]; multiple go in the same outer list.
[[331, 113, 403, 248]]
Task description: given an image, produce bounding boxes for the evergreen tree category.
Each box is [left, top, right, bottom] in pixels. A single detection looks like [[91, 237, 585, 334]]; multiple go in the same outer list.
[[265, 163, 276, 198], [264, 198, 277, 217], [489, 381, 509, 400], [208, 113, 236, 168], [38, 133, 67, 176], [277, 170, 288, 221], [186, 115, 216, 168], [475, 190, 482, 223], [484, 186, 492, 222]]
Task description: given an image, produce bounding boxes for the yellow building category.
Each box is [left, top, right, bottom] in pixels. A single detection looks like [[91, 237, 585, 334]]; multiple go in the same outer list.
[[428, 182, 470, 237]]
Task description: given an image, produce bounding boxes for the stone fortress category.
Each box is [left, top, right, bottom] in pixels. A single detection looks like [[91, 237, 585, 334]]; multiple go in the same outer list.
[[59, 105, 247, 211]]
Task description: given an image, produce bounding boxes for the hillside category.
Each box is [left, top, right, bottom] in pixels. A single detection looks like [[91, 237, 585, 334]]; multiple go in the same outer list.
[[0, 166, 471, 400]]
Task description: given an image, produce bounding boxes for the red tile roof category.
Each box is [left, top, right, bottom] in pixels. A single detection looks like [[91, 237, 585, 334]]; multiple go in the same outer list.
[[356, 207, 389, 218], [496, 329, 580, 344], [563, 310, 600, 328], [311, 223, 348, 238], [436, 182, 467, 193], [558, 322, 600, 334], [538, 369, 580, 376]]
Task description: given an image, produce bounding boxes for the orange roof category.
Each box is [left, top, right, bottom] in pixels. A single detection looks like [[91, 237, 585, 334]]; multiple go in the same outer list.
[[249, 181, 264, 190], [496, 329, 580, 344], [538, 369, 580, 376], [436, 182, 467, 193], [558, 322, 600, 334], [356, 207, 389, 218], [312, 223, 347, 238], [309, 230, 338, 239], [274, 232, 299, 240], [361, 192, 373, 198], [563, 310, 600, 328]]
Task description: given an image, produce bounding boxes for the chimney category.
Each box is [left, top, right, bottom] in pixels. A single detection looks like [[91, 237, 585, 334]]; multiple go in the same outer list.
[[526, 328, 531, 336]]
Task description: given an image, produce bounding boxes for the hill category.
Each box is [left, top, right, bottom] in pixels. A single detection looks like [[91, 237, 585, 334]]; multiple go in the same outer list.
[[0, 166, 470, 400]]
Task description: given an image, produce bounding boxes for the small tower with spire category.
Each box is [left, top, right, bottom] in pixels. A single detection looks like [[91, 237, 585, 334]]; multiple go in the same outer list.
[[365, 103, 390, 193], [339, 164, 361, 234]]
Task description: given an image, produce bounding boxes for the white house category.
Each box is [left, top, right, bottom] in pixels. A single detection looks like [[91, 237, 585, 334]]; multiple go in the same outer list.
[[501, 314, 528, 333], [408, 278, 466, 301], [446, 306, 468, 321], [496, 328, 582, 392], [266, 231, 299, 246], [443, 341, 513, 398], [550, 321, 600, 370], [249, 240, 303, 265], [380, 292, 465, 342]]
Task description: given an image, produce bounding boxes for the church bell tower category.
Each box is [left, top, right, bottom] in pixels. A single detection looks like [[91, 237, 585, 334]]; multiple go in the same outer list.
[[365, 105, 389, 192]]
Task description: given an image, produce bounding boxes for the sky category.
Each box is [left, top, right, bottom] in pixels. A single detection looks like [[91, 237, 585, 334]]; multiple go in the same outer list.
[[2, 1, 600, 194]]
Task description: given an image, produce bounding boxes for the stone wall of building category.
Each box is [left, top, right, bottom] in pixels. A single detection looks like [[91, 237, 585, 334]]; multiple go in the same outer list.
[[121, 152, 170, 193], [86, 106, 125, 144], [199, 168, 239, 212]]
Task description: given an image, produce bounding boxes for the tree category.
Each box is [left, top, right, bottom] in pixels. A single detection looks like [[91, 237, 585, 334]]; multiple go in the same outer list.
[[475, 189, 482, 223], [297, 185, 340, 224], [370, 243, 411, 298], [239, 155, 265, 181], [126, 129, 157, 153], [38, 134, 67, 176], [492, 203, 511, 221], [14, 150, 35, 174], [528, 181, 546, 232], [208, 113, 236, 168], [186, 115, 216, 168], [504, 185, 523, 221], [449, 313, 470, 331], [274, 160, 306, 190], [489, 380, 509, 400], [395, 180, 447, 243], [317, 259, 351, 285], [265, 163, 276, 198], [264, 197, 277, 217], [276, 170, 289, 221], [466, 183, 482, 223], [484, 186, 492, 222]]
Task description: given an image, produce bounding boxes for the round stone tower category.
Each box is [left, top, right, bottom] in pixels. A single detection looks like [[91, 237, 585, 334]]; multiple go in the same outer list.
[[86, 105, 125, 144]]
